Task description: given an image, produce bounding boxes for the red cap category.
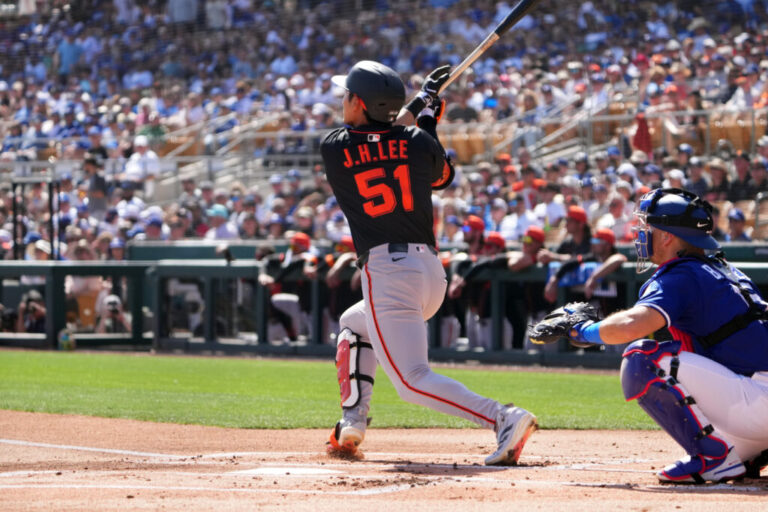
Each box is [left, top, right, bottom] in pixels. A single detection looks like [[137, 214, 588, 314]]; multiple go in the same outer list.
[[567, 205, 588, 224], [485, 231, 506, 249], [337, 235, 355, 253], [593, 227, 616, 246], [503, 164, 517, 174], [463, 215, 485, 232], [496, 152, 512, 163], [290, 232, 311, 250], [524, 226, 545, 244]]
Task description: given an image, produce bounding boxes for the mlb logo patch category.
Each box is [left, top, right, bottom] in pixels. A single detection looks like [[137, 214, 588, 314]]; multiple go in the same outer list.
[[367, 134, 380, 142]]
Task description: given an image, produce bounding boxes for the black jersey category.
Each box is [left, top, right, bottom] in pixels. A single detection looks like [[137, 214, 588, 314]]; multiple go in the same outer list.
[[321, 123, 444, 255]]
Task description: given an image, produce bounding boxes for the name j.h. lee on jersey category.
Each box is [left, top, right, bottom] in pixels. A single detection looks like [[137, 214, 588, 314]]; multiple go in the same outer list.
[[343, 139, 408, 168]]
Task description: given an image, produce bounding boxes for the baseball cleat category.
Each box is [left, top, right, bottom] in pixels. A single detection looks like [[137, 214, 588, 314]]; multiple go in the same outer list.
[[326, 418, 366, 459], [658, 447, 746, 484], [485, 405, 538, 466]]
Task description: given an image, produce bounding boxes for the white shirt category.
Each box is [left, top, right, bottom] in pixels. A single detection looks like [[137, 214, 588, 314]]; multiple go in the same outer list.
[[533, 200, 566, 228], [204, 221, 240, 240], [124, 149, 159, 181], [500, 211, 541, 242]]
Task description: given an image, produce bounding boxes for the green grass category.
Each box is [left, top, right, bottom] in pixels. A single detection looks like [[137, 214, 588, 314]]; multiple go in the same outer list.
[[0, 350, 655, 430]]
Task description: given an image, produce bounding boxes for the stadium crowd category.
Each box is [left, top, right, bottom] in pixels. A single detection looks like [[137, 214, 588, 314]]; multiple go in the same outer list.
[[0, 0, 767, 340]]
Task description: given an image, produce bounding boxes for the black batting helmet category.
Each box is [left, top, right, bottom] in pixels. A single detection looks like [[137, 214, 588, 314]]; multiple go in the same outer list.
[[332, 61, 405, 123]]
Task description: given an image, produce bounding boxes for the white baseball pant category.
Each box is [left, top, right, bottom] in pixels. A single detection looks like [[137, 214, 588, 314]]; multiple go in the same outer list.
[[341, 243, 505, 430]]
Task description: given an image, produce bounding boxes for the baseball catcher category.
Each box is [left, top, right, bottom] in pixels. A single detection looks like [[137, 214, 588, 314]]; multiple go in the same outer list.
[[528, 302, 601, 348], [530, 188, 768, 484]]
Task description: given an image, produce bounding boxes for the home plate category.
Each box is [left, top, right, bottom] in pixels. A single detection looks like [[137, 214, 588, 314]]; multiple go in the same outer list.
[[227, 467, 343, 476]]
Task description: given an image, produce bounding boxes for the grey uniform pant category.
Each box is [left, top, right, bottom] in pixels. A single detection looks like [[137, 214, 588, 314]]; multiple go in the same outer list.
[[340, 243, 504, 430]]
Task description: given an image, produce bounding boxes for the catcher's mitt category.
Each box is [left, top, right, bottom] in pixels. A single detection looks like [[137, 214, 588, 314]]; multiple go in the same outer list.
[[529, 302, 600, 347]]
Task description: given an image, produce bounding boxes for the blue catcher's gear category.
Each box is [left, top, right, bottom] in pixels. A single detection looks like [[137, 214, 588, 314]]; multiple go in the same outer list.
[[620, 339, 746, 483], [632, 188, 719, 273]]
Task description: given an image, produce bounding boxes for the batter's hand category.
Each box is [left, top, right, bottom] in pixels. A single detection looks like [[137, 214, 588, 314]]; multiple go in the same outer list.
[[422, 65, 451, 105], [417, 96, 446, 124]]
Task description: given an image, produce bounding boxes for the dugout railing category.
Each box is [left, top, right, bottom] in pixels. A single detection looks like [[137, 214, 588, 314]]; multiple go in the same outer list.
[[2, 256, 768, 368]]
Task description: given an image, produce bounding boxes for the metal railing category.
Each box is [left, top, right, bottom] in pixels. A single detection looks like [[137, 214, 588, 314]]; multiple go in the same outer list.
[[2, 259, 767, 356]]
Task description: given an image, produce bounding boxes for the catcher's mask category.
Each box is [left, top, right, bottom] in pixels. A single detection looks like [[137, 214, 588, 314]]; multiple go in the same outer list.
[[632, 188, 718, 273]]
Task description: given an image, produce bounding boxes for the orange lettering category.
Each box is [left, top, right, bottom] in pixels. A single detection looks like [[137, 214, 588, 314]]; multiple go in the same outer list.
[[399, 140, 407, 160], [358, 144, 371, 163], [376, 142, 388, 161], [388, 140, 398, 160], [343, 148, 354, 168]]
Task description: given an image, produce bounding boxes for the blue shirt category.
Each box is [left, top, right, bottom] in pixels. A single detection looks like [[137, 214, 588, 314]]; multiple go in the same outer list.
[[637, 256, 768, 375]]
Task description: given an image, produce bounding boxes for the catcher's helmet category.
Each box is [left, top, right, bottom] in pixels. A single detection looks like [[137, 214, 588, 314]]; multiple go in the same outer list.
[[633, 188, 719, 273], [332, 61, 405, 123]]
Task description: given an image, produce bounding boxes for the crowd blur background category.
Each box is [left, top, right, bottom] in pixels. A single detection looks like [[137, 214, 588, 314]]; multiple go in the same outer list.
[[1, 0, 767, 346]]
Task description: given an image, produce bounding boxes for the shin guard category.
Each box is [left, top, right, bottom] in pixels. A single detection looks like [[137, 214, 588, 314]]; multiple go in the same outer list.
[[335, 328, 375, 409], [620, 339, 729, 460]]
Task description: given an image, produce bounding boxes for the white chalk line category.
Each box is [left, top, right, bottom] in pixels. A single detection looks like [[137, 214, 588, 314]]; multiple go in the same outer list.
[[0, 439, 187, 460], [0, 482, 420, 496]]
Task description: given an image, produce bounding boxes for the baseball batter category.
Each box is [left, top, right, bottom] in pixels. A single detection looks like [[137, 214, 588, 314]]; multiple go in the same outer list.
[[531, 188, 768, 483], [320, 61, 537, 465]]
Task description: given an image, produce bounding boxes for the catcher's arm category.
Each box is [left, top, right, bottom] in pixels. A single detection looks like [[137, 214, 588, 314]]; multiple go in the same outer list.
[[594, 305, 665, 345]]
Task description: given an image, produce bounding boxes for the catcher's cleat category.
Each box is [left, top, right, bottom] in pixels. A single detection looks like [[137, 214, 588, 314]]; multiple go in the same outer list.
[[326, 418, 366, 459], [744, 449, 768, 479], [658, 447, 746, 484], [485, 404, 538, 466]]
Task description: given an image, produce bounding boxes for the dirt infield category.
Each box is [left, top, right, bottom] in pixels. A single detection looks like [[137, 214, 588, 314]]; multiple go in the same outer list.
[[0, 410, 765, 511]]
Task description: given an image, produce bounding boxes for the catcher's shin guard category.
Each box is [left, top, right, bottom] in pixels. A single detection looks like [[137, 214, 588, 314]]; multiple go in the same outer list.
[[620, 340, 731, 462]]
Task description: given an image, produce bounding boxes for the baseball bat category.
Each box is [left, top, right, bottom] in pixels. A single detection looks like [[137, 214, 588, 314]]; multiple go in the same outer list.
[[438, 0, 543, 94]]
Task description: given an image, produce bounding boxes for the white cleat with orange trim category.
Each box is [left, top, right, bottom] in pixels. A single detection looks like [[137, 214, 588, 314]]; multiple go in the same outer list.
[[485, 404, 538, 466]]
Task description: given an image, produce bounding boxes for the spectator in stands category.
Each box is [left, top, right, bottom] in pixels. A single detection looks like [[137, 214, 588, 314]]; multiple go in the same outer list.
[[704, 157, 731, 202], [141, 215, 167, 241], [21, 238, 50, 286], [204, 204, 239, 240], [538, 205, 591, 264], [725, 208, 752, 242], [265, 212, 287, 240], [439, 214, 463, 244], [686, 156, 710, 199], [123, 135, 159, 200], [745, 157, 767, 200], [710, 205, 727, 241], [729, 150, 753, 201], [238, 211, 261, 239], [81, 154, 109, 220], [533, 183, 566, 230]]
